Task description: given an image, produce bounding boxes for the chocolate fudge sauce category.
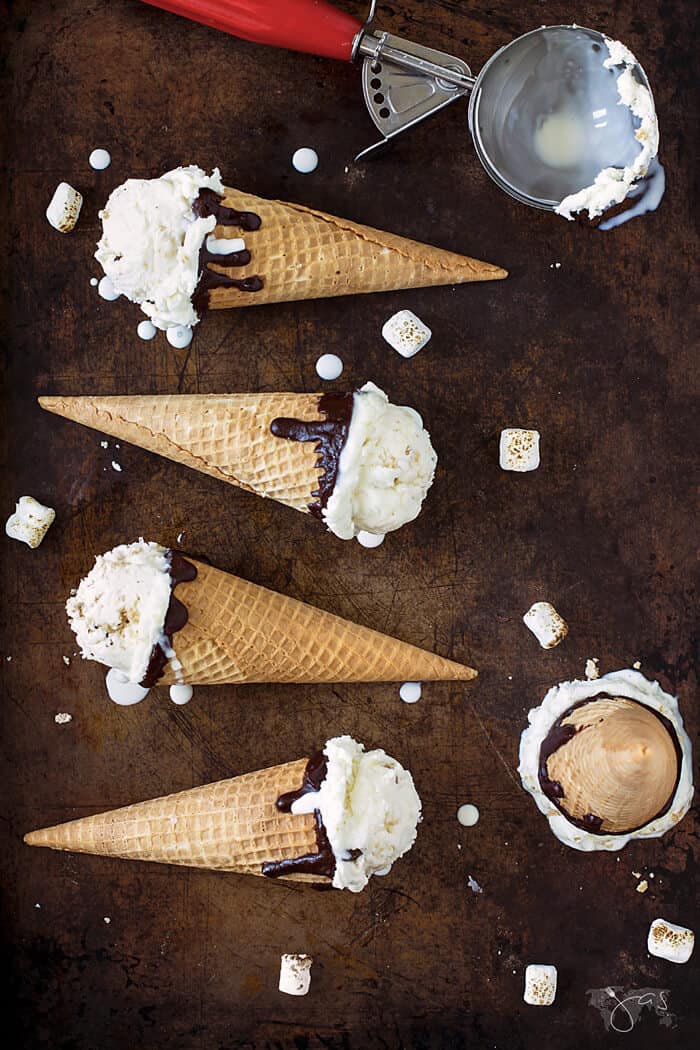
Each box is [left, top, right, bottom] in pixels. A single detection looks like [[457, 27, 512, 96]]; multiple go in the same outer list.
[[140, 551, 197, 688], [192, 189, 262, 231], [275, 749, 328, 812], [262, 750, 336, 881], [191, 189, 263, 317], [538, 694, 682, 835], [270, 392, 354, 518]]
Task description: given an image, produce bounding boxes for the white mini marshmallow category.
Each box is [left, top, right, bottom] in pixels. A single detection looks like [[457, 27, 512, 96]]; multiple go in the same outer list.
[[5, 497, 56, 548], [647, 919, 694, 964], [279, 954, 313, 995], [382, 310, 432, 358], [523, 602, 568, 649], [524, 964, 557, 1006], [46, 182, 83, 233], [499, 429, 540, 472]]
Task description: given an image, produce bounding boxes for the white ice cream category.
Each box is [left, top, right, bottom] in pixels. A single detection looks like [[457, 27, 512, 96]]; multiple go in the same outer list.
[[323, 382, 437, 540], [518, 670, 694, 851], [67, 540, 173, 684], [556, 38, 659, 221], [95, 165, 225, 330], [291, 735, 422, 892]]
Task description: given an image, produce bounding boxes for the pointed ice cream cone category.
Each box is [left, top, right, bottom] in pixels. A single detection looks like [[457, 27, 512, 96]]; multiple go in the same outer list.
[[204, 186, 506, 307], [39, 393, 324, 513], [160, 558, 476, 686], [542, 696, 680, 834], [25, 758, 328, 883]]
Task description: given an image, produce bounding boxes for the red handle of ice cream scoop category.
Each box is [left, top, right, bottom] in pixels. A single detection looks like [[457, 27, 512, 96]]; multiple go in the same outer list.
[[142, 0, 362, 61]]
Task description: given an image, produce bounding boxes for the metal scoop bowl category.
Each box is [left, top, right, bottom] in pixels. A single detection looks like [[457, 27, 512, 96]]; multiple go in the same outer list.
[[144, 1, 656, 214]]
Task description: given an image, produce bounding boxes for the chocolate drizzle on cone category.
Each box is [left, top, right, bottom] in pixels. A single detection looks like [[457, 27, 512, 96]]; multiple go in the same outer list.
[[192, 189, 262, 232], [262, 750, 336, 881], [270, 392, 354, 518], [192, 189, 264, 317], [541, 697, 680, 835], [140, 551, 197, 688]]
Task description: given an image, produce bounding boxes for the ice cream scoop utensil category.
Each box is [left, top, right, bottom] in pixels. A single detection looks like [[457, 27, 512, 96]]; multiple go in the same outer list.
[[142, 1, 658, 215]]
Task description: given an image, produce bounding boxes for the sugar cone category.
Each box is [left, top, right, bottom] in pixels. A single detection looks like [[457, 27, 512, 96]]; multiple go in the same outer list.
[[39, 393, 324, 513], [544, 697, 679, 834], [24, 758, 329, 883], [204, 186, 506, 308], [160, 558, 476, 686]]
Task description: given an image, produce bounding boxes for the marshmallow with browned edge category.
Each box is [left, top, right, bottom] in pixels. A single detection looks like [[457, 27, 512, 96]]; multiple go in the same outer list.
[[279, 954, 313, 995], [524, 964, 557, 1005], [523, 602, 568, 649], [46, 182, 83, 233], [647, 919, 694, 964], [500, 428, 540, 472], [5, 497, 56, 548], [382, 309, 432, 357]]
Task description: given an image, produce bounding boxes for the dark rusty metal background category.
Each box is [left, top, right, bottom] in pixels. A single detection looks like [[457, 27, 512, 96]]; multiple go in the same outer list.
[[1, 1, 698, 1047]]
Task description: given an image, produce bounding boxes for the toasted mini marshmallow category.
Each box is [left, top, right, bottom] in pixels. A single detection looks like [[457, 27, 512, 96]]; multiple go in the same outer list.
[[499, 428, 540, 472], [647, 919, 694, 964], [5, 496, 56, 548], [382, 310, 432, 357], [523, 602, 568, 649], [46, 182, 83, 233], [279, 954, 312, 996], [524, 964, 557, 1006]]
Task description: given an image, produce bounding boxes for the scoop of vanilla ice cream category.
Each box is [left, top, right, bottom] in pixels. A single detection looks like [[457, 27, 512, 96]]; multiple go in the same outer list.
[[323, 382, 437, 539], [293, 735, 422, 892], [95, 166, 225, 330], [66, 540, 173, 683]]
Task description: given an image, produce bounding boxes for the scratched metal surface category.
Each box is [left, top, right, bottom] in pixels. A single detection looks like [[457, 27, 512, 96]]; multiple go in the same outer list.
[[1, 1, 698, 1048]]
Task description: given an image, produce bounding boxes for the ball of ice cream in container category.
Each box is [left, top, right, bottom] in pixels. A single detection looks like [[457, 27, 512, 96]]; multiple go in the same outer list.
[[24, 735, 421, 890], [66, 540, 476, 698], [94, 164, 506, 336], [41, 382, 437, 541], [518, 670, 693, 850]]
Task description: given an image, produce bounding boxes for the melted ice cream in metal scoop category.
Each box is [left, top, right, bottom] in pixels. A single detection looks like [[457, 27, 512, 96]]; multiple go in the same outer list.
[[469, 27, 663, 226]]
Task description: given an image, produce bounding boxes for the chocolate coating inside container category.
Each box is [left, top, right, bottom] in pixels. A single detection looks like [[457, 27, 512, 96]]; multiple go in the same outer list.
[[140, 552, 197, 688], [538, 694, 682, 834], [262, 750, 335, 881], [270, 392, 354, 518]]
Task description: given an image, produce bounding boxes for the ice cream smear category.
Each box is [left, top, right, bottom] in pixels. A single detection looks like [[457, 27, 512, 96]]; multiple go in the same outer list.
[[67, 540, 186, 690], [95, 166, 261, 332], [555, 37, 663, 225], [323, 382, 437, 540], [289, 736, 422, 892], [518, 670, 693, 851]]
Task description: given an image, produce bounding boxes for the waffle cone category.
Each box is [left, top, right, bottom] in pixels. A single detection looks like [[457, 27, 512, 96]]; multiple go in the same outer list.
[[39, 393, 324, 513], [205, 187, 507, 308], [24, 758, 328, 882], [161, 558, 476, 686], [545, 697, 680, 834]]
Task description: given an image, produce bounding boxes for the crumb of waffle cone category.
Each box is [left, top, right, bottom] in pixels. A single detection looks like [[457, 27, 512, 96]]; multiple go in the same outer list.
[[24, 759, 328, 881], [204, 187, 507, 308], [39, 393, 324, 513], [162, 560, 477, 685]]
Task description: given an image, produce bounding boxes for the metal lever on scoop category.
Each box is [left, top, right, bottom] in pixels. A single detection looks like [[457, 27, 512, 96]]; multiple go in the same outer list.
[[354, 18, 474, 159], [141, 0, 475, 158]]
